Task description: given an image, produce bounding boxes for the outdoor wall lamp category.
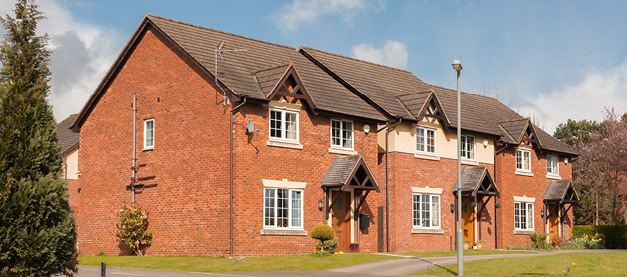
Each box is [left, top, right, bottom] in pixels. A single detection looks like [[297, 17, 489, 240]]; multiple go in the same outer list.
[[471, 202, 477, 208], [541, 210, 545, 218], [450, 203, 455, 213], [318, 199, 324, 211], [495, 203, 501, 208]]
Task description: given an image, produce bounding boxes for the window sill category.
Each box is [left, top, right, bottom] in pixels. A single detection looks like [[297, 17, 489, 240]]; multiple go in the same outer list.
[[412, 228, 444, 234], [266, 140, 303, 150], [461, 159, 479, 166], [142, 148, 153, 152], [514, 230, 535, 235], [546, 174, 561, 180], [415, 153, 440, 161], [261, 229, 307, 236], [515, 171, 534, 177], [329, 147, 357, 155]]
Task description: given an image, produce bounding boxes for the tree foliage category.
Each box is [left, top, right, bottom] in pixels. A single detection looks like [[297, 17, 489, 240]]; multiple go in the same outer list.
[[114, 203, 153, 256], [560, 109, 627, 225], [0, 0, 76, 275]]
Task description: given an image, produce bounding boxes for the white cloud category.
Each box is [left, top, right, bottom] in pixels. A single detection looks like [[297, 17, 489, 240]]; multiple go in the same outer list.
[[351, 40, 408, 69], [275, 0, 384, 32], [518, 61, 627, 134], [0, 0, 120, 122]]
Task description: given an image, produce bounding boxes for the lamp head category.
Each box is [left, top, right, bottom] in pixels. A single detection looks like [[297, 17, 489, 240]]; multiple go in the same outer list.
[[452, 59, 462, 72]]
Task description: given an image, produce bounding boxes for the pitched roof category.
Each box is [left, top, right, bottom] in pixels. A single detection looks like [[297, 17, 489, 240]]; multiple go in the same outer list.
[[543, 180, 580, 203], [454, 166, 499, 196], [321, 155, 379, 191], [57, 114, 79, 155]]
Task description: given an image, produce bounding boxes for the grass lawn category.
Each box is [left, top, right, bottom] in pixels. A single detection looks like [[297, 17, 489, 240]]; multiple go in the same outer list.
[[415, 251, 627, 276], [399, 249, 537, 257], [78, 253, 397, 272]]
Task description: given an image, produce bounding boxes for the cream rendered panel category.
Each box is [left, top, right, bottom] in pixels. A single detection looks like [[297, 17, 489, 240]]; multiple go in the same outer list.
[[65, 148, 79, 180], [380, 117, 495, 164]]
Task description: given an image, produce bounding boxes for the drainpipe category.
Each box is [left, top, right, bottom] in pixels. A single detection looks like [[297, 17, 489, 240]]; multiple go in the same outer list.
[[382, 119, 401, 252], [131, 92, 137, 205], [229, 97, 247, 258]]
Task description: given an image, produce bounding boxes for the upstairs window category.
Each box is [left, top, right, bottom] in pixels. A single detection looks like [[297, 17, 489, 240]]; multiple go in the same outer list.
[[144, 119, 154, 149], [516, 149, 531, 172], [413, 194, 440, 229], [460, 135, 475, 160], [514, 201, 534, 231], [331, 119, 353, 149], [416, 127, 436, 155], [269, 109, 298, 143], [547, 155, 559, 176]]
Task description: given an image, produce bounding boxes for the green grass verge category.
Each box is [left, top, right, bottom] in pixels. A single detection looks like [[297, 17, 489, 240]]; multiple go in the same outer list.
[[399, 249, 537, 257], [415, 252, 627, 276], [78, 253, 397, 272]]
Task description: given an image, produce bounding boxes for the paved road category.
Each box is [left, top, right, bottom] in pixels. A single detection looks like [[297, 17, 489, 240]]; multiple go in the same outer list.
[[77, 249, 625, 277]]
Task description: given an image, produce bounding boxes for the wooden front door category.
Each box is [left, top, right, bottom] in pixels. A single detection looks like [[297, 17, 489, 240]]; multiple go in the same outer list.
[[332, 191, 351, 252], [549, 204, 560, 241], [462, 199, 475, 245]]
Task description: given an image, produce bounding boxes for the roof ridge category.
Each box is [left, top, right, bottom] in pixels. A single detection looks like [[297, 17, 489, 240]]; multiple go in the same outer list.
[[300, 46, 418, 75], [499, 117, 530, 124], [394, 90, 433, 98], [430, 83, 504, 101], [251, 62, 293, 75], [146, 13, 296, 51]]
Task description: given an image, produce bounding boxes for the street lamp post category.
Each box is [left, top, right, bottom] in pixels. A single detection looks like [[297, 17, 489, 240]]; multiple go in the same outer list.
[[452, 59, 463, 276]]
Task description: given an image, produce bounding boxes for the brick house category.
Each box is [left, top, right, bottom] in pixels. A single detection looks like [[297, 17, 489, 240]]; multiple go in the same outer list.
[[68, 14, 579, 256]]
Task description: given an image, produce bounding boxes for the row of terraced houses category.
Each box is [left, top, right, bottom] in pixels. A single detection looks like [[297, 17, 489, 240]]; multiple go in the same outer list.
[[57, 14, 580, 256]]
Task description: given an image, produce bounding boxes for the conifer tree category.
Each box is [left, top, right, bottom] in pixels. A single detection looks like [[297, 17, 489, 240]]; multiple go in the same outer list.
[[0, 0, 77, 275]]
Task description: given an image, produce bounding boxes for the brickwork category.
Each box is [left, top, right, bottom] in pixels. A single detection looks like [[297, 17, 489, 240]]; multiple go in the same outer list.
[[495, 145, 574, 248]]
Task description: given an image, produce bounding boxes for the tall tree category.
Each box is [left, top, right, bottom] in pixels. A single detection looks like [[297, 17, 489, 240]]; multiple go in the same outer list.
[[0, 0, 77, 276], [554, 118, 603, 147]]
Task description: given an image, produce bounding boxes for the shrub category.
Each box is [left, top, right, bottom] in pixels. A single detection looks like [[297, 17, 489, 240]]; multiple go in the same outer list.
[[316, 236, 338, 253], [529, 232, 549, 249], [311, 224, 335, 241], [573, 225, 627, 249], [114, 203, 152, 256]]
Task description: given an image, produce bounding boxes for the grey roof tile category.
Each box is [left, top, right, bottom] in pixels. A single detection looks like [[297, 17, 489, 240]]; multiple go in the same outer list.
[[57, 114, 79, 155]]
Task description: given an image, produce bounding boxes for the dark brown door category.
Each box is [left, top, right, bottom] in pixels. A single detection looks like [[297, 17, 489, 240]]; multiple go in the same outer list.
[[462, 199, 475, 246], [549, 204, 559, 241], [332, 191, 351, 252]]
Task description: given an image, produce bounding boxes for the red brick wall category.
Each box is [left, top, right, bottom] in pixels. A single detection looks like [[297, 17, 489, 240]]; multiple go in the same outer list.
[[496, 145, 574, 248], [230, 102, 381, 256], [77, 25, 381, 257], [77, 26, 231, 256], [67, 179, 79, 212], [381, 151, 496, 252]]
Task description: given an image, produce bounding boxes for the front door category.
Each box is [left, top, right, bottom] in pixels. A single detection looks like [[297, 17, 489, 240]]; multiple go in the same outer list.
[[332, 191, 351, 252], [462, 198, 475, 246], [549, 204, 560, 241]]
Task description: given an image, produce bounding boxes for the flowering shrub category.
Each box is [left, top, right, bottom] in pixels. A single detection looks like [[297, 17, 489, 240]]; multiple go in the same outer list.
[[572, 233, 603, 249], [114, 203, 153, 256]]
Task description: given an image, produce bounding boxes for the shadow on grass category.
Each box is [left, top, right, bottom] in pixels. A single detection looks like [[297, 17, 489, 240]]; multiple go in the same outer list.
[[414, 257, 457, 275]]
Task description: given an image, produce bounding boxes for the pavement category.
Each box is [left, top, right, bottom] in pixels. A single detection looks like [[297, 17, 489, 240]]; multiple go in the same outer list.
[[76, 249, 625, 277]]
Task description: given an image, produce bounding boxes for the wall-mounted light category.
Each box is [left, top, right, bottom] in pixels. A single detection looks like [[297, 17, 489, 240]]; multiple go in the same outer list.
[[77, 187, 81, 193], [564, 158, 569, 165], [450, 203, 455, 213], [471, 202, 477, 208], [495, 203, 501, 208], [318, 199, 324, 211], [363, 124, 371, 135], [483, 139, 489, 148], [540, 210, 545, 218]]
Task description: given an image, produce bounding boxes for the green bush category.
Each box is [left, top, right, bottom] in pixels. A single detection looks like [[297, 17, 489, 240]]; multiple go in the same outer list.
[[573, 225, 627, 249], [311, 224, 335, 241], [316, 236, 338, 253], [529, 232, 549, 249], [115, 203, 153, 256]]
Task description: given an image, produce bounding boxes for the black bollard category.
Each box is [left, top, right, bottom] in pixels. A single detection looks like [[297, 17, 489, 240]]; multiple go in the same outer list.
[[101, 262, 106, 277]]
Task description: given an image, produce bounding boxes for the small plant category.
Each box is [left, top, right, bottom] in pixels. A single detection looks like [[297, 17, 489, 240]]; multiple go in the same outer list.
[[565, 262, 575, 276], [114, 202, 153, 256], [551, 236, 564, 247], [311, 224, 338, 255], [529, 232, 549, 249]]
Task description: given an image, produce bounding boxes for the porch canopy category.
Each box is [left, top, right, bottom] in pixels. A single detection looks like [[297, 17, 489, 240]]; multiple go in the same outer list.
[[543, 180, 579, 225], [453, 166, 500, 240], [321, 155, 379, 220]]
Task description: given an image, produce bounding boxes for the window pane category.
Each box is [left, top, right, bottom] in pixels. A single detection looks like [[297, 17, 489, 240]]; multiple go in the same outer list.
[[520, 203, 527, 229], [270, 110, 282, 139], [416, 129, 425, 152], [431, 195, 440, 227], [467, 137, 475, 159], [342, 121, 353, 149], [285, 113, 297, 140], [421, 194, 430, 227], [291, 191, 302, 227], [426, 130, 435, 153], [516, 150, 522, 169], [460, 136, 467, 158], [514, 202, 520, 229], [527, 203, 534, 229], [524, 151, 530, 170], [413, 195, 420, 227], [277, 189, 288, 228], [264, 189, 275, 226], [331, 120, 341, 146], [145, 120, 154, 147]]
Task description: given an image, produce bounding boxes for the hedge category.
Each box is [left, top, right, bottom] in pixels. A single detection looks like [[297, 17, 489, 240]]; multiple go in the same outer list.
[[573, 225, 627, 249]]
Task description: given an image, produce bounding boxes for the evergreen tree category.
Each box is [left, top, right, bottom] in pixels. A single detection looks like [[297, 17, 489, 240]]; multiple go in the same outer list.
[[0, 0, 77, 275]]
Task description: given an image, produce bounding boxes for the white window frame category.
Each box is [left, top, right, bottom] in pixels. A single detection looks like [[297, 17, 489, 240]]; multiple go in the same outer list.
[[268, 108, 299, 144], [460, 135, 475, 160], [516, 149, 531, 172], [514, 201, 534, 231], [330, 118, 354, 150], [412, 193, 441, 229], [416, 127, 436, 155], [547, 155, 559, 176], [144, 119, 154, 149], [263, 188, 304, 230]]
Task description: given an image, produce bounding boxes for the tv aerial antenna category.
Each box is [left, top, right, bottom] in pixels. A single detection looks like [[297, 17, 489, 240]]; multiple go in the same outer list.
[[214, 41, 247, 106]]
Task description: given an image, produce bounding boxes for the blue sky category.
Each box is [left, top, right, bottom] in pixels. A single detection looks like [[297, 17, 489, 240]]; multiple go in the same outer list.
[[2, 0, 626, 133]]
